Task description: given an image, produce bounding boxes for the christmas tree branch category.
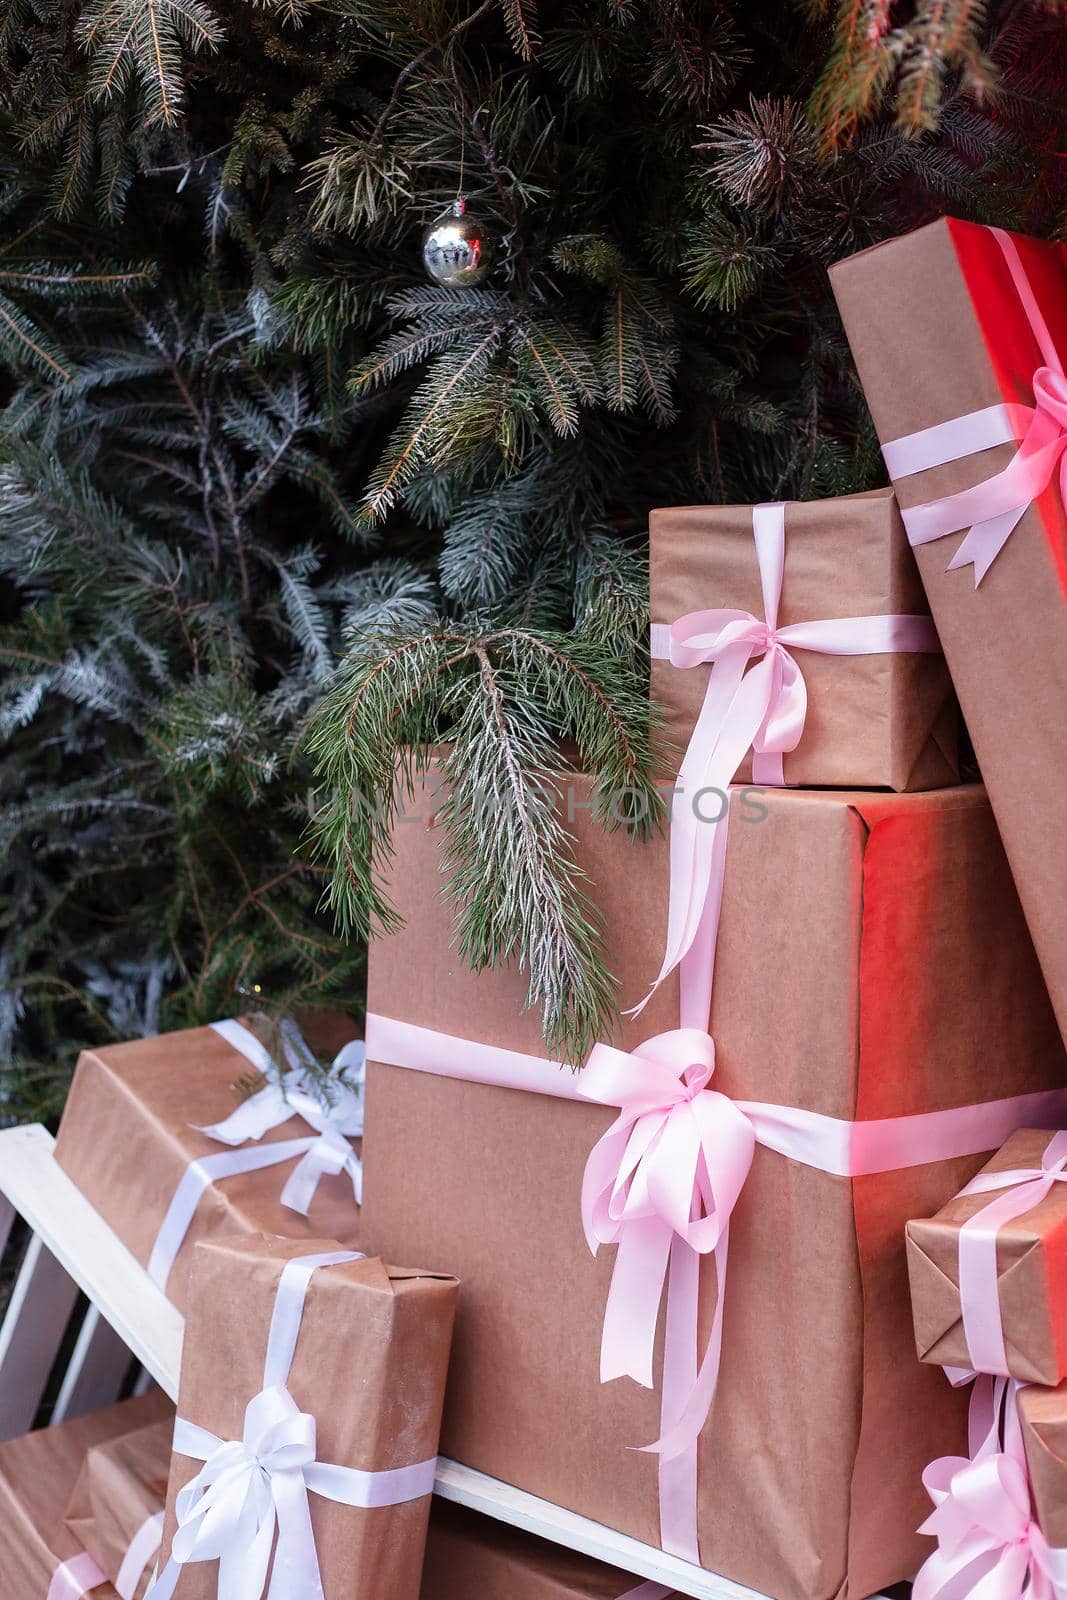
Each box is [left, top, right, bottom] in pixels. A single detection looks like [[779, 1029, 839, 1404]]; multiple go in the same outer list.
[[303, 618, 659, 1063]]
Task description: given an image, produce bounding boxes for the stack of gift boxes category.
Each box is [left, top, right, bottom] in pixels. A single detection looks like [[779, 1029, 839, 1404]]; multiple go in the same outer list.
[[3, 213, 1067, 1599]]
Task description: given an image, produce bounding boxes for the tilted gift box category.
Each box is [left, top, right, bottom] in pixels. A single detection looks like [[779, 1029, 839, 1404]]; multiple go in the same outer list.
[[0, 1389, 171, 1599], [422, 1502, 679, 1599], [1020, 1382, 1067, 1551], [361, 765, 1067, 1600], [650, 490, 957, 789], [65, 1418, 172, 1600], [830, 219, 1067, 1039], [154, 1235, 458, 1599], [907, 1128, 1067, 1385], [54, 1010, 364, 1312]]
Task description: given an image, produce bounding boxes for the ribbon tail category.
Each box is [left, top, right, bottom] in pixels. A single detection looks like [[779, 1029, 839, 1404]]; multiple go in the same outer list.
[[346, 1151, 364, 1207], [645, 1226, 729, 1463], [600, 1215, 673, 1389], [267, 1472, 325, 1600], [143, 1562, 181, 1600], [946, 506, 1028, 586], [656, 1232, 701, 1564], [279, 1151, 322, 1216]]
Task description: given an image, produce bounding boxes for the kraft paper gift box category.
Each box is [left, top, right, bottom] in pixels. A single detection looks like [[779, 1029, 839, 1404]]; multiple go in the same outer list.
[[649, 490, 958, 790], [0, 1389, 172, 1599], [830, 219, 1067, 1040], [1020, 1383, 1067, 1551], [65, 1418, 172, 1600], [154, 1234, 458, 1599], [907, 1128, 1067, 1386], [54, 1009, 364, 1313], [422, 1502, 680, 1600], [361, 764, 1067, 1600]]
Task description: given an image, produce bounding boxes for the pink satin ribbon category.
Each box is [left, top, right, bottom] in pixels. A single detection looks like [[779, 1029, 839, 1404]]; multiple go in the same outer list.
[[47, 1553, 108, 1599], [954, 1130, 1067, 1378], [643, 501, 940, 1009], [616, 1585, 676, 1599], [882, 227, 1067, 584], [915, 1375, 1067, 1600], [366, 1011, 1067, 1565]]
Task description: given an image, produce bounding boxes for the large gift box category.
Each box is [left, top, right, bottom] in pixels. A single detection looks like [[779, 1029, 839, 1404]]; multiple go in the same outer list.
[[830, 219, 1067, 1038], [907, 1128, 1067, 1385], [422, 1502, 679, 1599], [65, 1418, 171, 1600], [154, 1235, 457, 1599], [649, 490, 957, 789], [1019, 1382, 1067, 1551], [362, 765, 1067, 1600], [0, 1389, 171, 1598], [54, 1010, 364, 1311]]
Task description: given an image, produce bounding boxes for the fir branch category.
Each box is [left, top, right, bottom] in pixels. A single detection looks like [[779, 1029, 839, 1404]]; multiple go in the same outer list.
[[303, 619, 658, 1061]]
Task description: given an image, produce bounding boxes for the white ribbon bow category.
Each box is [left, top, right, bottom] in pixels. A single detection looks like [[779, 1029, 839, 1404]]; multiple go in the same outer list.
[[201, 1019, 365, 1210], [163, 1387, 324, 1600]]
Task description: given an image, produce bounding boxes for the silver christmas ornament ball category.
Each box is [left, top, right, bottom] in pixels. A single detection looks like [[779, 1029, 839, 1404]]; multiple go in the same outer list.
[[422, 199, 495, 288]]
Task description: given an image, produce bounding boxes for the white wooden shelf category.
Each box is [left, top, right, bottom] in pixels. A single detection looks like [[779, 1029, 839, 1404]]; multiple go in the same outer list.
[[0, 1124, 887, 1600]]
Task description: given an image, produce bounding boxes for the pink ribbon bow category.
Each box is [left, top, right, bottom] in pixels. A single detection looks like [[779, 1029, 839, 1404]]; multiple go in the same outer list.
[[915, 1376, 1067, 1600], [956, 1130, 1067, 1377], [884, 227, 1067, 585], [644, 501, 940, 1012], [580, 1027, 755, 1461]]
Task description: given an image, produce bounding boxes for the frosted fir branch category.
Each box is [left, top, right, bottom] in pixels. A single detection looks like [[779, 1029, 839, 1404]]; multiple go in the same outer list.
[[303, 619, 658, 1061]]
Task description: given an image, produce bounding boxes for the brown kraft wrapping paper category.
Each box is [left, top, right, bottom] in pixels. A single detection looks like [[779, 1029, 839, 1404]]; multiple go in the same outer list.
[[53, 1010, 363, 1312], [158, 1234, 458, 1599], [649, 490, 958, 790], [907, 1128, 1067, 1386], [362, 765, 1067, 1600], [65, 1418, 173, 1600], [421, 1502, 679, 1599], [830, 218, 1067, 1038], [1019, 1383, 1067, 1549], [0, 1389, 172, 1599]]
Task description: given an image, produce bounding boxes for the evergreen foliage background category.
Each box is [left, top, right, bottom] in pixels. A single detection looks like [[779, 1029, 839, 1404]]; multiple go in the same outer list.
[[3, 0, 1067, 1102]]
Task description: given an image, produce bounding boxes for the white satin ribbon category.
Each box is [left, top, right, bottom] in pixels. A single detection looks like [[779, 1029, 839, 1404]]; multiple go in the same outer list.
[[146, 1251, 437, 1600], [146, 1020, 364, 1292], [116, 1511, 165, 1600]]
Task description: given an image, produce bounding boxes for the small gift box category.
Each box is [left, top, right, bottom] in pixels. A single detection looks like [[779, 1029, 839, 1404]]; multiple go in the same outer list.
[[65, 1419, 172, 1600], [152, 1235, 458, 1599], [906, 1128, 1067, 1385], [422, 1502, 680, 1599], [649, 491, 957, 790], [0, 1389, 171, 1598], [1020, 1381, 1067, 1555], [54, 1010, 364, 1311], [831, 220, 1067, 1042]]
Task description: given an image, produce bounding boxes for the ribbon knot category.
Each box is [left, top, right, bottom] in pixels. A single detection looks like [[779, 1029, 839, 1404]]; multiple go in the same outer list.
[[200, 1020, 366, 1210], [580, 1027, 755, 1459], [169, 1386, 326, 1600]]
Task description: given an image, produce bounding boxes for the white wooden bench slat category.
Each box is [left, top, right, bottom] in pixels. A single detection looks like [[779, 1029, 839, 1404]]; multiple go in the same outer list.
[[52, 1304, 136, 1424], [0, 1123, 895, 1600], [0, 1122, 183, 1400], [0, 1233, 80, 1440]]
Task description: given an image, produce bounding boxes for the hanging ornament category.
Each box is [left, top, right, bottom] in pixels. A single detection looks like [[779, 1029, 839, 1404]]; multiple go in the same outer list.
[[422, 197, 495, 288]]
